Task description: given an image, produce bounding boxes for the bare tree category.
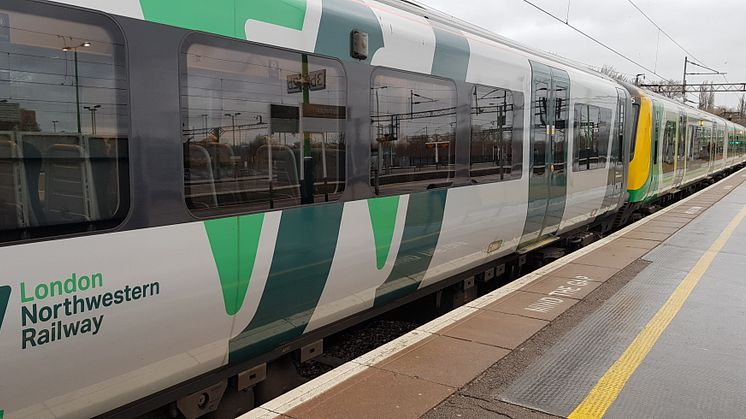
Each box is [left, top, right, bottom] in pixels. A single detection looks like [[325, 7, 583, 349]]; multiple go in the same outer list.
[[599, 65, 630, 83], [738, 94, 746, 116], [653, 80, 685, 100], [698, 82, 716, 111]]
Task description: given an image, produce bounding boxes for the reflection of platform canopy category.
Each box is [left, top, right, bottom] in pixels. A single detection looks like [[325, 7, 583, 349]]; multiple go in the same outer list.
[[371, 104, 515, 125], [371, 106, 457, 124]]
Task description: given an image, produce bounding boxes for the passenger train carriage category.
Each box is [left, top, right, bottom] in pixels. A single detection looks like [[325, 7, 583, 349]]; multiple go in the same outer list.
[[625, 84, 746, 207], [0, 0, 743, 418]]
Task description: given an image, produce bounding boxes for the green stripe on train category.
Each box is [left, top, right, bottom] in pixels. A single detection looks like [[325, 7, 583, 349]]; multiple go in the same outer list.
[[205, 214, 264, 316], [314, 0, 384, 64], [238, 0, 307, 32], [140, 0, 308, 38], [431, 24, 471, 81], [0, 286, 10, 335], [374, 189, 448, 307], [140, 0, 235, 37], [229, 203, 344, 362], [368, 196, 400, 270]]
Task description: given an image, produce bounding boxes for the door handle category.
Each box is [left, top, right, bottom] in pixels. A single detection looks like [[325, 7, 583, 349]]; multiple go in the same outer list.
[[546, 125, 551, 135]]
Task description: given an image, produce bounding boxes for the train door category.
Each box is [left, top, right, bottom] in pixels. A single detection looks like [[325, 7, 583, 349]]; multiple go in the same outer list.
[[674, 112, 686, 186], [521, 62, 569, 245], [601, 88, 627, 210], [707, 122, 715, 174], [652, 104, 663, 188]]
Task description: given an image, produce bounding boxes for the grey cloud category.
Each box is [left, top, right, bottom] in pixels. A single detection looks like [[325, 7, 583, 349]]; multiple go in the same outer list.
[[421, 0, 746, 107]]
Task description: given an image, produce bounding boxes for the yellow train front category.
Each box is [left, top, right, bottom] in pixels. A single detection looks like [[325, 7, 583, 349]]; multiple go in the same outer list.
[[625, 84, 746, 207]]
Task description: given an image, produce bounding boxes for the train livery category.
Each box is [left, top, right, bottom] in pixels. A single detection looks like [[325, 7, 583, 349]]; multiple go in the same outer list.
[[0, 0, 744, 418]]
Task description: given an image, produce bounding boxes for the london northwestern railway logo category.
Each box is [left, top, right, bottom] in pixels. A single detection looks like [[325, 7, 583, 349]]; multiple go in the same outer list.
[[0, 285, 10, 335], [0, 273, 162, 350]]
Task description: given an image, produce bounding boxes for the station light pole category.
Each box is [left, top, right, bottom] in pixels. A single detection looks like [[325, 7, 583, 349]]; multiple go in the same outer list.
[[224, 112, 241, 147], [201, 114, 208, 137], [62, 41, 91, 134], [84, 104, 101, 135]]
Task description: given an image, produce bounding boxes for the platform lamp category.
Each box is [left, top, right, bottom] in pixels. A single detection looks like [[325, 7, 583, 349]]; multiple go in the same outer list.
[[62, 41, 92, 134], [225, 112, 241, 147], [84, 105, 101, 135]]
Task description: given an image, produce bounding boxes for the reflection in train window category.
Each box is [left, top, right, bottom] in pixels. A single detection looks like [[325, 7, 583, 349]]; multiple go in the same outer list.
[[702, 126, 713, 162], [470, 85, 524, 182], [0, 5, 129, 242], [181, 36, 346, 215], [688, 121, 711, 171], [573, 104, 611, 171], [370, 70, 456, 196], [716, 128, 725, 161], [661, 120, 676, 173], [531, 78, 549, 176]]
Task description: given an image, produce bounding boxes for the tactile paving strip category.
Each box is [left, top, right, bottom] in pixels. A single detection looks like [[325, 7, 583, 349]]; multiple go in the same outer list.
[[495, 187, 746, 417], [495, 263, 691, 416], [605, 250, 746, 417]]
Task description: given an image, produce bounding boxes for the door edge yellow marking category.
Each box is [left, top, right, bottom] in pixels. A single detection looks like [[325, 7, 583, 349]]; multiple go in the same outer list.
[[568, 202, 746, 419]]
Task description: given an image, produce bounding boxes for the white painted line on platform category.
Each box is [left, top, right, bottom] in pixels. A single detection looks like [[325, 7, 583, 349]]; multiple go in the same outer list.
[[417, 305, 480, 333], [240, 167, 746, 419], [354, 329, 432, 367], [252, 361, 369, 417], [240, 407, 278, 419]]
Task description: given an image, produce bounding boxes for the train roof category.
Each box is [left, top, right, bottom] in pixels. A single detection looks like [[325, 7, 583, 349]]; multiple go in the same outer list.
[[375, 0, 616, 81], [624, 82, 746, 130]]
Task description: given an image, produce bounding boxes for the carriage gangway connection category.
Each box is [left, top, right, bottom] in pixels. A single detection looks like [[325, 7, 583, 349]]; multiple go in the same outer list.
[[239, 167, 746, 419]]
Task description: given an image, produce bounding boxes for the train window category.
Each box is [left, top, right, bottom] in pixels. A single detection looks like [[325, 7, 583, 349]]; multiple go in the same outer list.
[[688, 125, 698, 161], [688, 122, 710, 170], [181, 36, 346, 215], [573, 104, 611, 171], [716, 129, 725, 160], [612, 94, 625, 165], [728, 128, 740, 159], [0, 4, 130, 243], [629, 102, 640, 162], [469, 85, 524, 182], [530, 77, 549, 176], [703, 126, 713, 162], [370, 70, 456, 196], [661, 120, 676, 173]]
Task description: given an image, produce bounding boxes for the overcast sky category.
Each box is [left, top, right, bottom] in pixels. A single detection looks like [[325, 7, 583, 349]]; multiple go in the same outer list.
[[420, 0, 746, 108]]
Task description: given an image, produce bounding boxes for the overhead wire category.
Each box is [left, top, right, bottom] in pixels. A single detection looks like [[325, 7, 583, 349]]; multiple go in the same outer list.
[[521, 0, 735, 94], [625, 0, 705, 66], [625, 0, 729, 86], [519, 0, 667, 80]]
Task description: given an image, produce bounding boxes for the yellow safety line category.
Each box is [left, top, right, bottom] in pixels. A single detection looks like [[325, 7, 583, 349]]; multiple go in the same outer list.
[[568, 203, 746, 419]]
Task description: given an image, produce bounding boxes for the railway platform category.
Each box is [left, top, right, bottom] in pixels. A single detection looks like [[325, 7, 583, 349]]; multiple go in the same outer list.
[[242, 168, 746, 419]]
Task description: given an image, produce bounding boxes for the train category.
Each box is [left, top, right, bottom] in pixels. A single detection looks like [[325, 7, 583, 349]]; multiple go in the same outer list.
[[0, 0, 744, 418]]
